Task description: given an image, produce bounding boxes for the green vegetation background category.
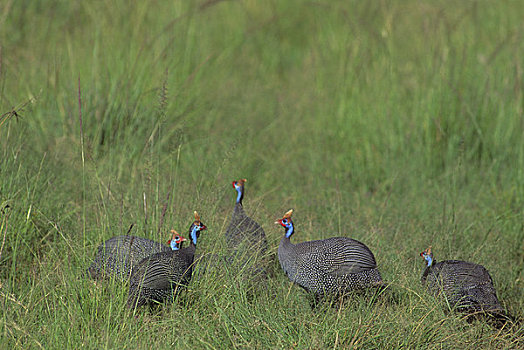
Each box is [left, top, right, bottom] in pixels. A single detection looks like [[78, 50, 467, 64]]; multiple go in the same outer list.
[[1, 0, 523, 348]]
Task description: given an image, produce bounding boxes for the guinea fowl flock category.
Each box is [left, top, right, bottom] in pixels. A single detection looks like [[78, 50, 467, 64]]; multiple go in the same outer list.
[[87, 179, 516, 327]]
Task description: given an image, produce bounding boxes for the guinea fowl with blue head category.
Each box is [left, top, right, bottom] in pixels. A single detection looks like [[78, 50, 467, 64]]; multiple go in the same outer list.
[[127, 211, 206, 308], [225, 178, 268, 257], [420, 247, 504, 314], [276, 209, 384, 301]]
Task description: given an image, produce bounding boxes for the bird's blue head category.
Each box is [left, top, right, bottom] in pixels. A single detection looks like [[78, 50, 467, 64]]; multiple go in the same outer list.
[[232, 179, 247, 204], [275, 209, 294, 238], [167, 230, 187, 251], [188, 211, 206, 246], [420, 247, 433, 267]]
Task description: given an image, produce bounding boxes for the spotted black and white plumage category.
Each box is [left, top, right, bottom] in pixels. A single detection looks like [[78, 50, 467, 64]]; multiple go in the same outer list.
[[127, 212, 206, 308], [420, 247, 503, 313], [225, 179, 268, 259], [276, 209, 383, 298], [86, 235, 171, 281]]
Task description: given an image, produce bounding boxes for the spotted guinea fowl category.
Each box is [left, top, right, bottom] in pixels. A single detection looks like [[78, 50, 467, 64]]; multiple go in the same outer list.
[[127, 212, 206, 308], [87, 232, 172, 281], [225, 179, 268, 257], [420, 247, 504, 314], [276, 209, 383, 300]]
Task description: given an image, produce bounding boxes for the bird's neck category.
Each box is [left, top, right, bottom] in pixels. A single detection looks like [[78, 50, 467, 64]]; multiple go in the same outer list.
[[285, 224, 294, 239], [279, 235, 296, 266], [190, 227, 198, 246], [185, 244, 196, 254], [235, 187, 244, 204], [280, 235, 293, 247], [182, 244, 196, 262]]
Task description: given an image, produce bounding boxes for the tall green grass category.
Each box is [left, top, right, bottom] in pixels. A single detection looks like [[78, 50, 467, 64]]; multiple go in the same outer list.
[[1, 0, 523, 348]]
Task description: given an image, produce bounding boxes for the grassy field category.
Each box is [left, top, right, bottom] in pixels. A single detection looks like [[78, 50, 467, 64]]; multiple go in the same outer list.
[[1, 0, 524, 348]]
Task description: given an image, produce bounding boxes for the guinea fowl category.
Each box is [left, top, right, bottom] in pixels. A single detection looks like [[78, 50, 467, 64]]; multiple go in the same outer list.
[[275, 210, 383, 300], [225, 179, 268, 259], [276, 209, 383, 301], [87, 233, 172, 281], [127, 212, 206, 308], [420, 247, 504, 314]]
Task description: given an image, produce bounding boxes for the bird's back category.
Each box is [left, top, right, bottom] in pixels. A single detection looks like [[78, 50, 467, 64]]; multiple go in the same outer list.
[[87, 235, 170, 281], [422, 260, 502, 312], [279, 236, 382, 295], [127, 246, 195, 308], [226, 203, 268, 254]]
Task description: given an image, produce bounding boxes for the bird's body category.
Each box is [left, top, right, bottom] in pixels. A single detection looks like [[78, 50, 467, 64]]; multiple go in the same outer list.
[[127, 212, 206, 308], [279, 236, 382, 295], [127, 245, 195, 308], [276, 210, 383, 299], [226, 201, 268, 255], [225, 179, 268, 267], [87, 235, 171, 281], [420, 248, 503, 313]]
